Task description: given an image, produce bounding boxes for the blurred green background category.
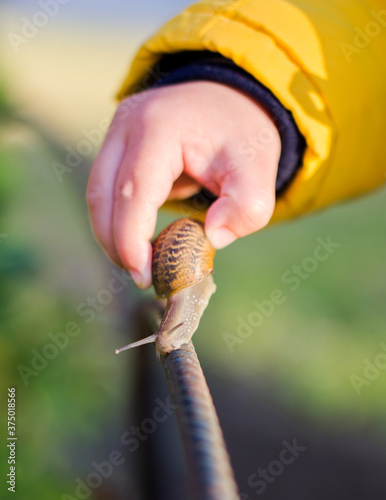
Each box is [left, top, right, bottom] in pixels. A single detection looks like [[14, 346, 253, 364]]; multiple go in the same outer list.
[[1, 1, 385, 499]]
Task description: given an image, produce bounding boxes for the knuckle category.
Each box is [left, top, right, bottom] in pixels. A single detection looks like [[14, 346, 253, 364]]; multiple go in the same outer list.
[[86, 185, 104, 208], [138, 97, 164, 123], [113, 97, 139, 122], [113, 92, 164, 130], [240, 192, 275, 231]]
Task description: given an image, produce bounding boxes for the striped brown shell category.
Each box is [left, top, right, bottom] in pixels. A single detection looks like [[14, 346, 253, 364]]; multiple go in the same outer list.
[[152, 218, 215, 297]]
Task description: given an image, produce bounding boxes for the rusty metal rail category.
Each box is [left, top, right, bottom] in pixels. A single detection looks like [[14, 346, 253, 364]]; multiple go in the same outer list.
[[131, 300, 240, 499], [161, 341, 239, 500]]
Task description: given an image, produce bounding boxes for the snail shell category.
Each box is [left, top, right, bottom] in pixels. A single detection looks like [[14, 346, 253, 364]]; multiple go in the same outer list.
[[152, 218, 215, 297], [116, 218, 216, 356]]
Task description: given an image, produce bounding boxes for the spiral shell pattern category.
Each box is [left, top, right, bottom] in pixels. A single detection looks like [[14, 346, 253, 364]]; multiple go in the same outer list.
[[152, 218, 215, 297]]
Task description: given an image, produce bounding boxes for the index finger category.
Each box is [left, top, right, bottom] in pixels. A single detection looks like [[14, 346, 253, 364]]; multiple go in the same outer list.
[[112, 132, 184, 288]]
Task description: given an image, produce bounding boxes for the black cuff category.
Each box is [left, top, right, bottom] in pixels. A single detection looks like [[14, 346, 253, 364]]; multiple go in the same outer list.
[[153, 51, 306, 195]]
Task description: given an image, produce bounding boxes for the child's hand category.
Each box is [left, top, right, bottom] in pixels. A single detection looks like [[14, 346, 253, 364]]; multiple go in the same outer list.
[[87, 81, 281, 288]]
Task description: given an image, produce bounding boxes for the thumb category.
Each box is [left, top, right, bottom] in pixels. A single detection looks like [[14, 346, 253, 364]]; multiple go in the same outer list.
[[204, 163, 277, 249]]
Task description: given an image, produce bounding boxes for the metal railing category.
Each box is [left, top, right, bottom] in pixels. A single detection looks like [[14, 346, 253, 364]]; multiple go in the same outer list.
[[130, 299, 240, 500]]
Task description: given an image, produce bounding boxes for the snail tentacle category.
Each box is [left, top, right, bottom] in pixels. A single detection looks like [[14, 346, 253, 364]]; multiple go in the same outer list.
[[115, 218, 216, 356], [115, 334, 158, 354]]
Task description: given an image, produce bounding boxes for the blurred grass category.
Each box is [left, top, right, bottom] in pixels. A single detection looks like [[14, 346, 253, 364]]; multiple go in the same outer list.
[[0, 71, 385, 499], [0, 81, 133, 499], [197, 187, 386, 429]]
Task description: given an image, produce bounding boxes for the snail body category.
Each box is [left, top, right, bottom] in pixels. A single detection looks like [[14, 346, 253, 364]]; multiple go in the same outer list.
[[116, 218, 216, 356]]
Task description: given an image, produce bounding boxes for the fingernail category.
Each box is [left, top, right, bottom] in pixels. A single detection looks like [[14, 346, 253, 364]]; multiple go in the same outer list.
[[129, 246, 153, 289], [130, 264, 152, 289], [208, 227, 236, 249], [130, 270, 144, 288]]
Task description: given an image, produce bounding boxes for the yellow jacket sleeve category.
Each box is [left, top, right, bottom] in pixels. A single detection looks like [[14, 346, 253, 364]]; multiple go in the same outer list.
[[117, 0, 386, 223]]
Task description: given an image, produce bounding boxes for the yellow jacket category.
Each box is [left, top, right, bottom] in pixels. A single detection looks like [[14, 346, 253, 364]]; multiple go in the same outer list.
[[117, 0, 386, 223]]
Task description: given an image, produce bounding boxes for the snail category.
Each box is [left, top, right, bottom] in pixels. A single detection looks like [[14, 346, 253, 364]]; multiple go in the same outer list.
[[115, 218, 216, 356]]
